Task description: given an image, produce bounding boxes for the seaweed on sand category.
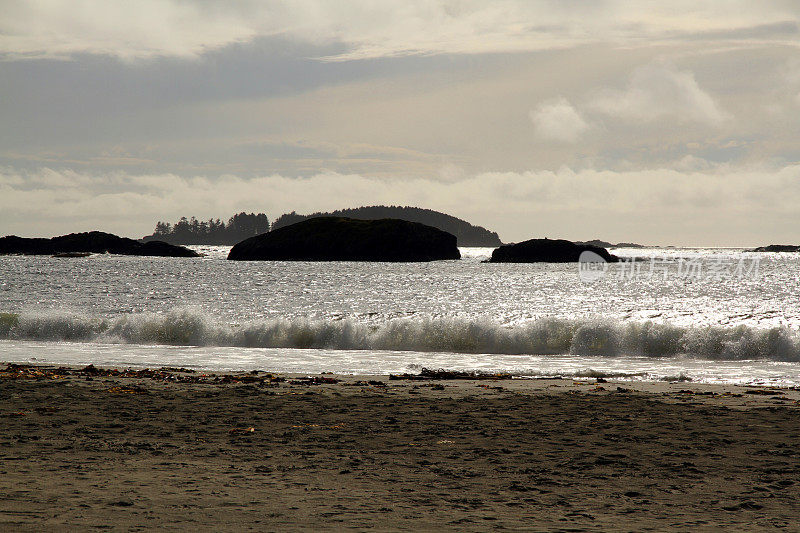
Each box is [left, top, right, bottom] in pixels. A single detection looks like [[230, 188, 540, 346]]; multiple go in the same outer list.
[[389, 367, 512, 381]]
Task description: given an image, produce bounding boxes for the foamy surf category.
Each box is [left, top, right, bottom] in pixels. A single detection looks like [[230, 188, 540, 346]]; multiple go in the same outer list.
[[3, 307, 800, 361]]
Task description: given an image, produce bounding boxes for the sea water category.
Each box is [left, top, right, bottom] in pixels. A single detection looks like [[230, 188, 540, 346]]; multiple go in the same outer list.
[[2, 246, 800, 386]]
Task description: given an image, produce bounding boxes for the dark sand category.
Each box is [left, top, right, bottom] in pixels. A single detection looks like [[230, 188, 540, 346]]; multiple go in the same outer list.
[[2, 364, 800, 531]]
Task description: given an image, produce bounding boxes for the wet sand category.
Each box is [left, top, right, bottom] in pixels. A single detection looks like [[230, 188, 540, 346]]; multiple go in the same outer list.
[[2, 364, 800, 531]]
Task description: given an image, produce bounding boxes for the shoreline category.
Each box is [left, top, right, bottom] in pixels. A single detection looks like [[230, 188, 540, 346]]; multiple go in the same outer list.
[[3, 363, 800, 530]]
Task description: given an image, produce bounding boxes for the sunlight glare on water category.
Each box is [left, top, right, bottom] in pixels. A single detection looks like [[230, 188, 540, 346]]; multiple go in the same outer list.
[[2, 246, 800, 384]]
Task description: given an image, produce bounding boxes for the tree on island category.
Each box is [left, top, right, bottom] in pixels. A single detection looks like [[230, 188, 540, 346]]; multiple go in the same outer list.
[[143, 206, 502, 247], [271, 206, 501, 246], [142, 212, 269, 245]]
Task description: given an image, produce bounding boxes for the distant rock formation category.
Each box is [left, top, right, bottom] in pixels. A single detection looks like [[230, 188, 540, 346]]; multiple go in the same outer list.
[[0, 232, 199, 257], [488, 238, 618, 263], [228, 217, 460, 262], [750, 244, 800, 252], [576, 239, 645, 249], [271, 206, 501, 247]]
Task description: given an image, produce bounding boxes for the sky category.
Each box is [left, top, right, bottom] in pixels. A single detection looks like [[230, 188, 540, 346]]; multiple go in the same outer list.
[[2, 1, 800, 245]]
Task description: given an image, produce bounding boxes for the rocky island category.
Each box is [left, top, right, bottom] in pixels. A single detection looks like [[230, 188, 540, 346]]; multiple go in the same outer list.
[[577, 239, 644, 249], [0, 231, 199, 257], [750, 244, 800, 252], [488, 238, 618, 263], [271, 206, 501, 247], [143, 206, 501, 247], [227, 217, 460, 261]]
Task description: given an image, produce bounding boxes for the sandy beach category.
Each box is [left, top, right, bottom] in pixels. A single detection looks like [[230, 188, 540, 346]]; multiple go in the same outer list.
[[2, 364, 800, 531]]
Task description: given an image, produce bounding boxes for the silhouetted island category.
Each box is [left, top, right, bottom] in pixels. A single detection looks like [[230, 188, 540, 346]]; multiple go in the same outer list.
[[142, 213, 270, 245], [272, 206, 501, 247], [0, 232, 199, 257], [577, 239, 645, 249], [750, 245, 800, 252], [228, 217, 460, 262], [488, 238, 618, 263]]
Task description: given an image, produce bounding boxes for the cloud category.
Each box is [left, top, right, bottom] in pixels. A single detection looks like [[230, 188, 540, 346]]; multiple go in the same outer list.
[[2, 1, 800, 61], [3, 164, 800, 246], [589, 63, 729, 126], [0, 1, 258, 60], [530, 98, 590, 142]]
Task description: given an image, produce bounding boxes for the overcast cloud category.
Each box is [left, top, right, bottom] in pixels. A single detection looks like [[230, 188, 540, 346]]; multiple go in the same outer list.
[[2, 1, 800, 245]]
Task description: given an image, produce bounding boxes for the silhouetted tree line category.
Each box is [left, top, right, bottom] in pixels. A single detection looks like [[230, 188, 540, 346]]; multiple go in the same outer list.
[[271, 206, 502, 246], [143, 206, 501, 246], [142, 212, 269, 245]]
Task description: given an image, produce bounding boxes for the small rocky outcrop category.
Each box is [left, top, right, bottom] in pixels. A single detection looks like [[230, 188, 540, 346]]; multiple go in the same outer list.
[[750, 244, 800, 252], [577, 239, 644, 249], [0, 231, 199, 257], [488, 238, 618, 263], [227, 217, 460, 262]]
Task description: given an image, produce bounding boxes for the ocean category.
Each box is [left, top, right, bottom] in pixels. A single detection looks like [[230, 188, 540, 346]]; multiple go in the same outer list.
[[2, 246, 800, 386]]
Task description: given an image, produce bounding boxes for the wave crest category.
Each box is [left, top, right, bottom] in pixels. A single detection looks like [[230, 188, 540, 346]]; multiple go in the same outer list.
[[3, 308, 800, 361]]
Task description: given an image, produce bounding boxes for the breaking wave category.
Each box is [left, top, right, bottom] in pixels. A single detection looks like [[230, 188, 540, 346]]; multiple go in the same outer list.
[[3, 308, 800, 361]]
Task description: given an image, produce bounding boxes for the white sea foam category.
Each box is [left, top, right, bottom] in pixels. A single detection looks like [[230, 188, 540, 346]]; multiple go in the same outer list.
[[4, 307, 800, 361]]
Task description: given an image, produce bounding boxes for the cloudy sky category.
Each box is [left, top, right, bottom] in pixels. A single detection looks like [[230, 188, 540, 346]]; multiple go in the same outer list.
[[2, 1, 800, 245]]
